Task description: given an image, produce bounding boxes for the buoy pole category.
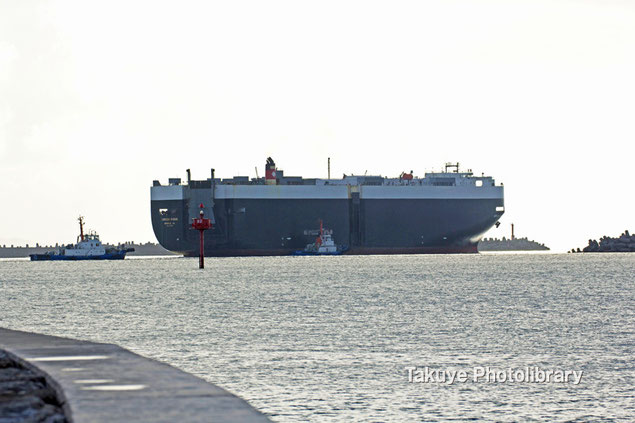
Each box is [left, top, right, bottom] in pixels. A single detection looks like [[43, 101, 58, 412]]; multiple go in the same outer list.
[[199, 228, 205, 269], [191, 203, 212, 269]]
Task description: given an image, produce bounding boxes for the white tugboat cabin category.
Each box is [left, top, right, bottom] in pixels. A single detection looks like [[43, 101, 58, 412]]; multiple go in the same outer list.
[[63, 231, 107, 257]]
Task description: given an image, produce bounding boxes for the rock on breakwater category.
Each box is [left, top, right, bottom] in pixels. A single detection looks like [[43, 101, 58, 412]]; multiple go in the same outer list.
[[0, 350, 67, 423]]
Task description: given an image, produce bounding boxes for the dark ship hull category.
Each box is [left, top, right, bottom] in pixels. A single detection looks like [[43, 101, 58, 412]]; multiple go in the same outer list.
[[29, 250, 130, 261], [151, 166, 504, 257]]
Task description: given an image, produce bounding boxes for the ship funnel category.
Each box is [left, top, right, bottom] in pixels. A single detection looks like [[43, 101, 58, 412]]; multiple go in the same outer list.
[[265, 157, 277, 185]]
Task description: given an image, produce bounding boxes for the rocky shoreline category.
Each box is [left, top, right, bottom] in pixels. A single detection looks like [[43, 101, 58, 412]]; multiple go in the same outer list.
[[0, 350, 67, 423], [570, 230, 635, 253]]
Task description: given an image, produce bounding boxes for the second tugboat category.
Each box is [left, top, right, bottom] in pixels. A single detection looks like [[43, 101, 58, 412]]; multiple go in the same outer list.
[[293, 220, 347, 256], [29, 217, 134, 261]]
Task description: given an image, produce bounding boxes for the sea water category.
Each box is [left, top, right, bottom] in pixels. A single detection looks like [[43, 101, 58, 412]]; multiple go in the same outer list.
[[1, 253, 633, 422]]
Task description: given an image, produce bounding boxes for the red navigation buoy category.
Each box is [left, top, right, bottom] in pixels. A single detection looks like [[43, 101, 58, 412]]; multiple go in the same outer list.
[[191, 203, 212, 268]]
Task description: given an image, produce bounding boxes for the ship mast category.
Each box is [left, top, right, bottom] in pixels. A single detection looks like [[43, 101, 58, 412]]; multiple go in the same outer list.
[[78, 216, 85, 241]]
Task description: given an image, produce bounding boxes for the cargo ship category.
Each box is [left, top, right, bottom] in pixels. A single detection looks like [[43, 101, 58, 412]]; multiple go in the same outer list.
[[150, 158, 505, 256]]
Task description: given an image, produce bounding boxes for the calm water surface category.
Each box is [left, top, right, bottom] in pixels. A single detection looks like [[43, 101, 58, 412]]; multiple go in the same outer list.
[[1, 254, 633, 422]]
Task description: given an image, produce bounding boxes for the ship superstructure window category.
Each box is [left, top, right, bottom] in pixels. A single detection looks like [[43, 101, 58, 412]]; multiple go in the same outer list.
[[429, 177, 456, 186], [475, 180, 483, 187]]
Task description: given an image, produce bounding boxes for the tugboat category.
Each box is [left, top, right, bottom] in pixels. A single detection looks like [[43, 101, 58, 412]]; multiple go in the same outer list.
[[293, 220, 347, 256], [29, 217, 134, 261]]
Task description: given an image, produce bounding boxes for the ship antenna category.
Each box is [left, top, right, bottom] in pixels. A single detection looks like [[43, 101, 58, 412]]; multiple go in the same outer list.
[[78, 216, 85, 242]]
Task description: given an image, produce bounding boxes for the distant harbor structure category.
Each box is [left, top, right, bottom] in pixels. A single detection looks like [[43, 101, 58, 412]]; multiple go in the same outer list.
[[570, 230, 635, 253], [478, 223, 549, 251]]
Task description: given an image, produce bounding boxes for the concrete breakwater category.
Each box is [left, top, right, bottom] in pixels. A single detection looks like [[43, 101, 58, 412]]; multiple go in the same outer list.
[[0, 328, 270, 422], [570, 230, 635, 253]]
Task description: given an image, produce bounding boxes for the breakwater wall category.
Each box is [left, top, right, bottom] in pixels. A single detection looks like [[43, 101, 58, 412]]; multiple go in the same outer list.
[[478, 237, 549, 251], [0, 328, 270, 422]]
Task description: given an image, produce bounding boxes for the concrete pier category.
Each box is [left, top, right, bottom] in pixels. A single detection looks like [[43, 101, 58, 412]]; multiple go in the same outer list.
[[0, 328, 270, 422]]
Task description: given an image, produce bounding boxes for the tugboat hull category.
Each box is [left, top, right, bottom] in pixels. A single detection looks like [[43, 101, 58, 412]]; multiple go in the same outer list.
[[291, 251, 345, 256], [29, 251, 130, 261]]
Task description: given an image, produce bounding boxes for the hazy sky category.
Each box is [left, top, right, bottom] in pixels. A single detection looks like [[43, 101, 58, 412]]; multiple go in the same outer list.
[[1, 0, 633, 252]]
